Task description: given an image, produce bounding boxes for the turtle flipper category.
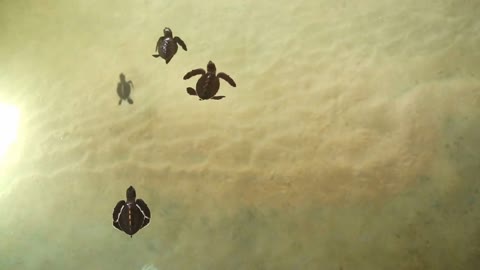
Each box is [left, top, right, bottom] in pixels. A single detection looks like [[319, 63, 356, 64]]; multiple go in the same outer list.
[[217, 72, 236, 87], [127, 98, 134, 104], [183, 69, 205, 80], [174, 36, 187, 51], [186, 87, 197, 96], [211, 96, 226, 100], [118, 99, 122, 105], [112, 200, 126, 231], [136, 199, 151, 228], [113, 221, 122, 231]]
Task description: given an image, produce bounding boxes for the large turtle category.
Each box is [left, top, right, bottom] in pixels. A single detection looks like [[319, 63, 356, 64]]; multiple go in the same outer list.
[[116, 73, 134, 105], [152, 27, 187, 64], [183, 61, 236, 100], [112, 186, 151, 237]]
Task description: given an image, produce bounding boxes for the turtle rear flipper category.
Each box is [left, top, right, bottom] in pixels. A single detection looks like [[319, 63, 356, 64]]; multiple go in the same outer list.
[[174, 36, 187, 51], [127, 98, 134, 104], [186, 87, 197, 96], [118, 99, 122, 105], [218, 72, 236, 87], [211, 96, 225, 100], [113, 221, 122, 230]]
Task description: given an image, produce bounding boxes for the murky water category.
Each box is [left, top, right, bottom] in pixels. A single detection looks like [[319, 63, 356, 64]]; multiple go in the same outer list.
[[1, 0, 480, 269]]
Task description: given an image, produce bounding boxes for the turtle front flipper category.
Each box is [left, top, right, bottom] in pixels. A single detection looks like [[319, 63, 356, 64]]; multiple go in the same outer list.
[[183, 69, 205, 80], [126, 81, 134, 104], [112, 200, 126, 231], [174, 36, 187, 51], [217, 72, 236, 87], [136, 199, 151, 228], [186, 87, 197, 96]]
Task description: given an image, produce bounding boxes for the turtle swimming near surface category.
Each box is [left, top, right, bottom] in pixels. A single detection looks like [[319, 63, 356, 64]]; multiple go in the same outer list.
[[112, 186, 151, 237], [152, 27, 187, 64], [183, 60, 236, 100], [116, 73, 134, 105]]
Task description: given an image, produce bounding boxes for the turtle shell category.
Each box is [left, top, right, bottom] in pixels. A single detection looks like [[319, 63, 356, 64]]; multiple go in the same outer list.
[[195, 73, 220, 100], [158, 37, 178, 63], [117, 81, 131, 99]]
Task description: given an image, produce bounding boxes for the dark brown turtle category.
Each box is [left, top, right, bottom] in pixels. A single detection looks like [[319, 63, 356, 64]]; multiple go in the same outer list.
[[152, 27, 187, 64], [112, 186, 151, 237], [183, 61, 236, 100], [116, 73, 134, 105]]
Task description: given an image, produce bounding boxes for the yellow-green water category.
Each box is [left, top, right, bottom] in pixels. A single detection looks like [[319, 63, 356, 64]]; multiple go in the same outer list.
[[1, 0, 479, 269]]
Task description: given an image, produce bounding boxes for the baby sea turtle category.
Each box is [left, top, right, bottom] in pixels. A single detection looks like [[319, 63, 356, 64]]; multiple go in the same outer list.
[[183, 60, 236, 100], [116, 73, 134, 105], [112, 186, 151, 237], [152, 27, 187, 64]]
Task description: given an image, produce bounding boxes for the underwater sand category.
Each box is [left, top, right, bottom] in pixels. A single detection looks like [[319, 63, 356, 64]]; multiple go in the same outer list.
[[0, 0, 480, 269]]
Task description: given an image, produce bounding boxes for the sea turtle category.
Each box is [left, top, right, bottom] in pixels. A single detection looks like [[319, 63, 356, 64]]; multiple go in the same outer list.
[[152, 27, 187, 64], [116, 73, 134, 105], [112, 186, 151, 237], [183, 61, 236, 100]]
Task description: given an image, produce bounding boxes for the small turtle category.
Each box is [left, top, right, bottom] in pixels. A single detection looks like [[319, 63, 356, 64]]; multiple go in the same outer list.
[[112, 186, 151, 237], [116, 73, 134, 105], [183, 60, 236, 100], [152, 27, 187, 64]]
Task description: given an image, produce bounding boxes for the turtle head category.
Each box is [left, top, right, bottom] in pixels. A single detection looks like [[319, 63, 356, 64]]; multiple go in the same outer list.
[[207, 61, 216, 73], [126, 186, 136, 202], [163, 27, 173, 37], [119, 73, 126, 82]]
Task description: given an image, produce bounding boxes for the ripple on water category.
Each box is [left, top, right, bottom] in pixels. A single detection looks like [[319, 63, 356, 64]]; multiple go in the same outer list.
[[141, 264, 159, 270]]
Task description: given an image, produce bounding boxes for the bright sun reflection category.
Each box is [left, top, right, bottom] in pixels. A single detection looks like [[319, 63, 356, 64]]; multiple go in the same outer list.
[[0, 103, 20, 160]]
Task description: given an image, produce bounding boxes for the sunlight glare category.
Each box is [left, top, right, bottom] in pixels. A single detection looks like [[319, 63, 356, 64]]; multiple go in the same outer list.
[[0, 103, 20, 160]]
